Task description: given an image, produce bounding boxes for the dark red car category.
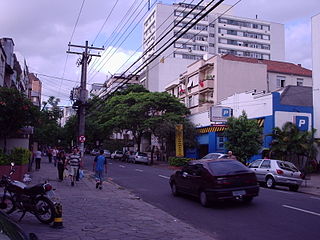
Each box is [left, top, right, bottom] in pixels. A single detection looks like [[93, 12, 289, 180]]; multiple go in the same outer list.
[[169, 159, 259, 207]]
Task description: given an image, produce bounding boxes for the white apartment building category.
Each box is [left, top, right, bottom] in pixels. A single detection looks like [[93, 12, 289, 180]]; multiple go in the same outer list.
[[312, 13, 320, 138], [141, 2, 285, 92], [59, 106, 76, 127], [166, 54, 312, 115]]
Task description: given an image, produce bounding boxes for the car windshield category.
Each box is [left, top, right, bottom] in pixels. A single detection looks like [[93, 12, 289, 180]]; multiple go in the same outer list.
[[277, 161, 299, 172], [202, 153, 222, 160], [208, 160, 249, 176], [138, 152, 147, 157]]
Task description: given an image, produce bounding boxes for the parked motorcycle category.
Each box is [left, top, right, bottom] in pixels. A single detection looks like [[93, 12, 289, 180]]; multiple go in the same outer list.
[[0, 163, 56, 224]]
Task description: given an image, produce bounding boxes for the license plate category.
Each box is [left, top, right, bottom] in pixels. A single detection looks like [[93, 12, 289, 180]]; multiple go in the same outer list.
[[232, 190, 246, 196]]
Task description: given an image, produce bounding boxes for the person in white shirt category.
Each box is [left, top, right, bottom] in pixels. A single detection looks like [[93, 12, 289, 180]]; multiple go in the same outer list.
[[52, 147, 58, 167], [34, 150, 42, 170]]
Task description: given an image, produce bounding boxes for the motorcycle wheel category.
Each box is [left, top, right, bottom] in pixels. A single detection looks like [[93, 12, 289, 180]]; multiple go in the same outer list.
[[0, 195, 16, 214], [34, 196, 55, 224]]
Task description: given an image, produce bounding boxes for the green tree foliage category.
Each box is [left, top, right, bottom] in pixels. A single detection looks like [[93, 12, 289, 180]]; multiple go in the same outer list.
[[34, 96, 62, 148], [0, 87, 38, 152], [224, 111, 263, 163], [90, 85, 193, 152], [268, 122, 319, 171]]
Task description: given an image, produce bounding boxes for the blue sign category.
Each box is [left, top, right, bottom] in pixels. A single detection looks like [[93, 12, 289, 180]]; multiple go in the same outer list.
[[295, 116, 309, 131], [222, 108, 231, 117]]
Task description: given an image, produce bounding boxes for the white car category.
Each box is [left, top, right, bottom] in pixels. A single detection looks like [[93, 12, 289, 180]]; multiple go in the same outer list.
[[133, 152, 150, 165], [201, 153, 227, 160], [111, 150, 124, 159]]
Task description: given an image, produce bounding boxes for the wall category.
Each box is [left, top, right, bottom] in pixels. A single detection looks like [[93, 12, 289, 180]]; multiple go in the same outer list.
[[217, 57, 268, 104], [0, 138, 29, 152], [270, 22, 285, 61], [312, 13, 320, 138], [268, 72, 312, 92]]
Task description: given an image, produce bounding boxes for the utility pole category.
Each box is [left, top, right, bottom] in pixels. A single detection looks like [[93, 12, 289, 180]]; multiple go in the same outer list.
[[67, 41, 104, 156]]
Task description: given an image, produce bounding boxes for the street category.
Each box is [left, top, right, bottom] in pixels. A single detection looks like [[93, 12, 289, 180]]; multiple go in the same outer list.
[[84, 156, 320, 240]]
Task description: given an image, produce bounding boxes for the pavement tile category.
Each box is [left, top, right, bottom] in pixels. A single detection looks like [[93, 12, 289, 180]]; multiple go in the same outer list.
[[9, 160, 216, 240]]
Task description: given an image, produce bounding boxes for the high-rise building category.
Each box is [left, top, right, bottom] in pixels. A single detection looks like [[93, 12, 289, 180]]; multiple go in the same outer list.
[[141, 2, 285, 92]]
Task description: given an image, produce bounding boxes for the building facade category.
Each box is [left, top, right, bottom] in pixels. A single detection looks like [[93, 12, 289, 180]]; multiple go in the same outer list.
[[28, 73, 42, 107], [142, 2, 285, 92], [187, 86, 313, 160], [166, 54, 312, 115]]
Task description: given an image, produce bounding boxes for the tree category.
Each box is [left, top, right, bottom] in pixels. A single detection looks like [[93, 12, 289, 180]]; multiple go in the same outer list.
[[0, 87, 38, 152], [268, 122, 319, 171], [224, 111, 263, 163], [93, 87, 190, 152]]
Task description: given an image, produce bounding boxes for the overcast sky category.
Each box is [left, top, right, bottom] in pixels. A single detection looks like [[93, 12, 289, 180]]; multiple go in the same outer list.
[[0, 0, 319, 105]]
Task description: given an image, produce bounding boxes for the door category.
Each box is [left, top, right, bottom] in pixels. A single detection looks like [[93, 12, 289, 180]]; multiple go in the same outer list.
[[259, 160, 272, 181], [249, 160, 263, 181], [199, 144, 209, 159]]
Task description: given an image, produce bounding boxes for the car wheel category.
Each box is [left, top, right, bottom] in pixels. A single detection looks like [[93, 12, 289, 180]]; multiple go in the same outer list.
[[199, 191, 210, 207], [171, 182, 179, 196], [289, 185, 299, 192], [243, 196, 253, 203], [266, 176, 275, 188]]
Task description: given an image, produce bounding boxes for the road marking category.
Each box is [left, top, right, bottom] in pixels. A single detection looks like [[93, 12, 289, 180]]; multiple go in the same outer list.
[[158, 175, 170, 179], [119, 165, 125, 168], [109, 162, 113, 165], [261, 188, 294, 195], [135, 169, 143, 172], [282, 205, 320, 217], [310, 196, 320, 201]]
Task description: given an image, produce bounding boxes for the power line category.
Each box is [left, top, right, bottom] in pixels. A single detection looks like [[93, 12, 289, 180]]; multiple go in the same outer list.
[[92, 0, 120, 45], [87, 0, 147, 80], [34, 72, 94, 86], [87, 0, 142, 75], [89, 0, 222, 113]]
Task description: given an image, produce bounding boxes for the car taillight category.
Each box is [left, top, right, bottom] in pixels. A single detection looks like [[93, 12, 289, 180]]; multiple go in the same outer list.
[[276, 169, 284, 175], [44, 183, 52, 191], [216, 177, 231, 185]]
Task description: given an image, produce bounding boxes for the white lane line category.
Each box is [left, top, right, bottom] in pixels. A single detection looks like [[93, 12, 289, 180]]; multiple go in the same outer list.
[[261, 188, 294, 195], [282, 205, 320, 217], [119, 165, 125, 168], [109, 162, 113, 165], [310, 196, 320, 201], [135, 169, 143, 172], [158, 175, 170, 179]]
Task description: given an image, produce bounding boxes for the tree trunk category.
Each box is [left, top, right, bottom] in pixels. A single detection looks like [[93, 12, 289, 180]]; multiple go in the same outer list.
[[3, 134, 7, 154], [136, 136, 141, 152]]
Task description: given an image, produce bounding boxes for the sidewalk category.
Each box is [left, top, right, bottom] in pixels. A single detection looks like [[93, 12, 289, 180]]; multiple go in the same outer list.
[[299, 173, 320, 196], [11, 160, 216, 240]]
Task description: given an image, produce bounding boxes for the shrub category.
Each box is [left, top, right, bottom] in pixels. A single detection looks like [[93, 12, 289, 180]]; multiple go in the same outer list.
[[0, 148, 31, 166], [168, 157, 192, 166]]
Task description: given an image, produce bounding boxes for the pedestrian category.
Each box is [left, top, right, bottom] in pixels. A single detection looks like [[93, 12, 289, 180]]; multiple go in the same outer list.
[[227, 150, 237, 160], [93, 150, 107, 190], [57, 151, 67, 181], [67, 147, 82, 186], [47, 148, 52, 163], [52, 147, 58, 167], [34, 149, 42, 170]]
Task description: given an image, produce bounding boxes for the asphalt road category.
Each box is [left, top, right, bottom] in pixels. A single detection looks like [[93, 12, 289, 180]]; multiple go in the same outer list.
[[84, 156, 320, 240]]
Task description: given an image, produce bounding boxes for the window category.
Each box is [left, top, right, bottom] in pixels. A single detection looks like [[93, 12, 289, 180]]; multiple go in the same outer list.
[[188, 96, 193, 107], [276, 76, 286, 88], [216, 133, 225, 150], [249, 160, 262, 168], [260, 160, 271, 169], [297, 78, 304, 86], [208, 161, 248, 175]]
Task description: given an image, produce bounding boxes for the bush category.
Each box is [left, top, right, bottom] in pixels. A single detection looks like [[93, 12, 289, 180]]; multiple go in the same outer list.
[[169, 157, 192, 166], [0, 148, 31, 166]]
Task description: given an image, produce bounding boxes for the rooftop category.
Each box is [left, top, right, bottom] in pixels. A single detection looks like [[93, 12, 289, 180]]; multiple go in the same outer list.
[[222, 54, 312, 77]]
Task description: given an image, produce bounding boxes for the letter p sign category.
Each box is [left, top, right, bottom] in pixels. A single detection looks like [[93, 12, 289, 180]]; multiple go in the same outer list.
[[295, 116, 309, 131]]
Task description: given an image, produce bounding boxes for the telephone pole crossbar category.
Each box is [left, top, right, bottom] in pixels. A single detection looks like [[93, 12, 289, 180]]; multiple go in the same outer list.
[[67, 41, 104, 155]]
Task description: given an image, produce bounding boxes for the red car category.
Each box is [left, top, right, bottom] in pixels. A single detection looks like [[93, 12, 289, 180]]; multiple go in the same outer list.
[[169, 159, 259, 207]]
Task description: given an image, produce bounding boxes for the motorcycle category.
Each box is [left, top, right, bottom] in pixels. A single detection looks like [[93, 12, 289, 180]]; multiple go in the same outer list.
[[0, 162, 56, 224]]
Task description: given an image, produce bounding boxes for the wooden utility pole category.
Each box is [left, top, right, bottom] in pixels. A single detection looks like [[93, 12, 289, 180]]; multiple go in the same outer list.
[[67, 41, 104, 155]]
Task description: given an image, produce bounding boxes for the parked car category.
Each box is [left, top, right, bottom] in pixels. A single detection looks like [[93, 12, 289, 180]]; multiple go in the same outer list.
[[201, 153, 227, 160], [132, 152, 150, 165], [103, 150, 111, 158], [248, 159, 303, 191], [111, 150, 124, 159], [169, 159, 259, 207], [90, 149, 99, 156]]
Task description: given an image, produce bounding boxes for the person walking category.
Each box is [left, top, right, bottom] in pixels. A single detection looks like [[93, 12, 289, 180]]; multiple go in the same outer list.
[[47, 148, 52, 163], [34, 149, 42, 171], [93, 150, 107, 190], [57, 151, 67, 181], [52, 147, 58, 167], [67, 147, 82, 186]]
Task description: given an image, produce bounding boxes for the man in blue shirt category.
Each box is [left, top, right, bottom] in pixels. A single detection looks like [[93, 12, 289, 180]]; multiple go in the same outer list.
[[93, 150, 107, 190]]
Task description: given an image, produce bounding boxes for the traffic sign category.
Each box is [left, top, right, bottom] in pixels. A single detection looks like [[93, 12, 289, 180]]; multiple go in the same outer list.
[[79, 136, 86, 143]]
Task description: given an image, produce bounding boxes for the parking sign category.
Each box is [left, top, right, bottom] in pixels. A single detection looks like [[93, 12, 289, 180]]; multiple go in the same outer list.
[[295, 116, 309, 131]]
